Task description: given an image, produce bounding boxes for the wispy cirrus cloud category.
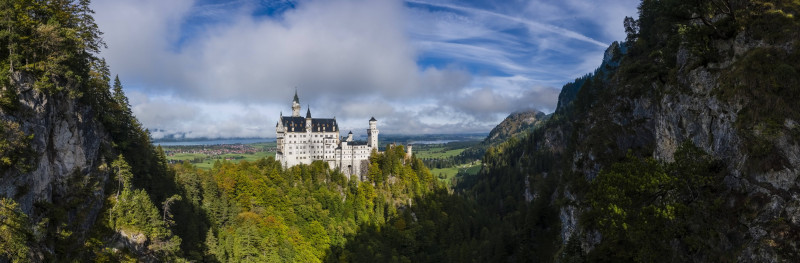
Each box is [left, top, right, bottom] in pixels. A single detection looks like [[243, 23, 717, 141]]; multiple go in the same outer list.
[[405, 0, 608, 47], [92, 0, 638, 138]]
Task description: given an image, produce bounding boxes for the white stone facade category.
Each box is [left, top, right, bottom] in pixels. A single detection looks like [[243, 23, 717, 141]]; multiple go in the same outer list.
[[276, 92, 379, 179]]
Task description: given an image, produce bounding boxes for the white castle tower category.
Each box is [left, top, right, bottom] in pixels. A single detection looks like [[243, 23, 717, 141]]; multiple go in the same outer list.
[[367, 117, 379, 151]]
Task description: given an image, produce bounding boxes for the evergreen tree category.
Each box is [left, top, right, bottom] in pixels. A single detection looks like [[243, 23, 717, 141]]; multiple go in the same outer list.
[[111, 154, 133, 198], [0, 198, 30, 263], [112, 75, 132, 119]]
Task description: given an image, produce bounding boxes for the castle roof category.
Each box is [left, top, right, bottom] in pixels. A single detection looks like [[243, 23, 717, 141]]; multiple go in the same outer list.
[[337, 141, 368, 148], [293, 89, 299, 103], [306, 107, 311, 118], [281, 116, 338, 132], [369, 116, 376, 122]]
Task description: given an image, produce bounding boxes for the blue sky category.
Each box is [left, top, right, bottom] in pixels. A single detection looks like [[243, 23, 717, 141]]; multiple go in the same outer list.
[[91, 0, 639, 139]]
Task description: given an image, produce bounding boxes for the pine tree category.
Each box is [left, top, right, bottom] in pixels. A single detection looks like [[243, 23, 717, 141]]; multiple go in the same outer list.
[[111, 154, 133, 199], [204, 229, 219, 259], [0, 198, 30, 263], [112, 75, 131, 118]]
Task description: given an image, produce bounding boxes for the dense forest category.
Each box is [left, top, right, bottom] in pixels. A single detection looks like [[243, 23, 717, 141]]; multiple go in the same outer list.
[[335, 0, 800, 261], [0, 1, 444, 261], [0, 0, 196, 261], [2, 0, 800, 262], [449, 0, 800, 261]]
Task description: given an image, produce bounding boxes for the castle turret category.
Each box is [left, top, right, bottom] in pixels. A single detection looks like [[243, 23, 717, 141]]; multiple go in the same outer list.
[[292, 89, 301, 117], [305, 107, 312, 129], [367, 117, 379, 149], [347, 131, 353, 142]]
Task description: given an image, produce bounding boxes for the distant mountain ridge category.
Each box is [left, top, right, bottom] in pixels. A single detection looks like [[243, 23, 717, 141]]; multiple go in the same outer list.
[[457, 110, 548, 161], [483, 110, 548, 145]]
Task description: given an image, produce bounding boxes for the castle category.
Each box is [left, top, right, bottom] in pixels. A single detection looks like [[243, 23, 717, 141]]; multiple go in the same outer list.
[[276, 91, 379, 179]]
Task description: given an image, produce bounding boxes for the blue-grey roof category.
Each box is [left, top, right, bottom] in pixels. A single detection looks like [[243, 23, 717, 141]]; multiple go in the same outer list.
[[339, 141, 368, 147], [281, 116, 338, 132]]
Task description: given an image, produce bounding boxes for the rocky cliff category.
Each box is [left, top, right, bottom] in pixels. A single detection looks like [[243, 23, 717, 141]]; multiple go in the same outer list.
[[0, 72, 111, 258], [575, 33, 795, 263], [473, 2, 800, 261], [551, 31, 799, 261]]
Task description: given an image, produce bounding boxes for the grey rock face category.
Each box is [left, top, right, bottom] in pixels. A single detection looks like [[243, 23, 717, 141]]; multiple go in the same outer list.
[[547, 33, 800, 261], [0, 72, 110, 250]]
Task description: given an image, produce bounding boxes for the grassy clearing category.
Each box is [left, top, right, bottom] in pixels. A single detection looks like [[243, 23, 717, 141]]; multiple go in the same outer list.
[[165, 143, 276, 170], [194, 161, 215, 170], [249, 142, 277, 149], [182, 152, 277, 170], [431, 160, 482, 186], [414, 147, 466, 159], [431, 167, 459, 180], [168, 153, 208, 161]]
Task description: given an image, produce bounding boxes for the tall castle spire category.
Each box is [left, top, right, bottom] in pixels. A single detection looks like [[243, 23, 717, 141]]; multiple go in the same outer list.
[[291, 88, 301, 117]]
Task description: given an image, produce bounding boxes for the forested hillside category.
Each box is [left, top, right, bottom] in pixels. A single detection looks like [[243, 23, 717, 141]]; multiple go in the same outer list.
[[332, 0, 800, 262], [0, 0, 199, 261], [446, 0, 800, 261], [2, 0, 799, 262], [0, 1, 440, 261], [459, 110, 548, 161], [169, 145, 442, 262]]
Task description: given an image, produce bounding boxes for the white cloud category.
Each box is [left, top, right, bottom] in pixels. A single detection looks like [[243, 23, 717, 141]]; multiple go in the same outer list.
[[92, 0, 193, 90], [406, 0, 608, 47], [131, 93, 282, 139], [92, 0, 639, 138], [129, 92, 199, 130], [96, 0, 436, 103], [445, 85, 559, 121]]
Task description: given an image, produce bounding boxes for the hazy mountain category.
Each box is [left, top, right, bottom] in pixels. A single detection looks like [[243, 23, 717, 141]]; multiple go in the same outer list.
[[484, 110, 548, 146]]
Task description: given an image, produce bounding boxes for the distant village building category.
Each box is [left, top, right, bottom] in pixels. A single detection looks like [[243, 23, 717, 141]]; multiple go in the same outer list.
[[276, 91, 379, 179]]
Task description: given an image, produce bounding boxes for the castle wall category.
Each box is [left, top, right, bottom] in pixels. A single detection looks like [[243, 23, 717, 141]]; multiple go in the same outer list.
[[277, 130, 339, 167], [276, 95, 379, 180]]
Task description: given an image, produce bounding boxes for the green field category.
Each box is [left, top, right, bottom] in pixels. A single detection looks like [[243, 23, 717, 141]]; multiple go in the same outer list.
[[414, 147, 466, 159], [431, 160, 482, 185], [165, 142, 276, 170], [167, 153, 207, 161], [412, 142, 482, 186], [189, 152, 277, 170], [249, 142, 277, 149]]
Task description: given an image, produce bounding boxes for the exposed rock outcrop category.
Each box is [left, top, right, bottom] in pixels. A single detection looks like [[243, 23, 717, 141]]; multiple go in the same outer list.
[[484, 110, 548, 145], [540, 31, 800, 261], [0, 72, 111, 256]]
